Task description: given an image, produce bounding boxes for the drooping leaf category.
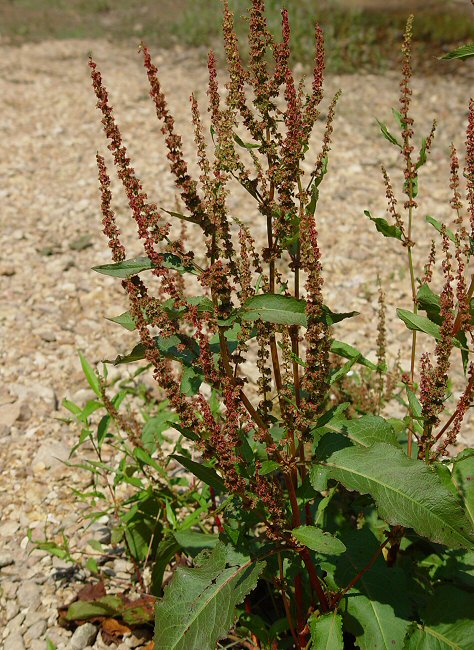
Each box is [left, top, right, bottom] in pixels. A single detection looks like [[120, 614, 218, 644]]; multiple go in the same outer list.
[[364, 210, 403, 240], [233, 133, 260, 150], [313, 441, 474, 549], [292, 526, 346, 555], [397, 309, 468, 350], [425, 215, 456, 243], [154, 543, 265, 650], [111, 333, 200, 366], [173, 531, 219, 555], [440, 43, 474, 61], [376, 119, 402, 148], [161, 206, 201, 225], [309, 611, 344, 650], [417, 284, 441, 323], [452, 449, 474, 528], [66, 595, 124, 620], [404, 586, 474, 649], [170, 455, 226, 493], [330, 340, 377, 370], [92, 254, 197, 278]]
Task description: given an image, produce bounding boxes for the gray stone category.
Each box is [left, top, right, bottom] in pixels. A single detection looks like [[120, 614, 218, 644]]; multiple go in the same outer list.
[[25, 618, 47, 641], [69, 623, 98, 650], [7, 610, 25, 632], [17, 581, 40, 610], [32, 440, 70, 470], [0, 552, 14, 567], [4, 632, 25, 650], [5, 599, 19, 621], [0, 402, 21, 427]]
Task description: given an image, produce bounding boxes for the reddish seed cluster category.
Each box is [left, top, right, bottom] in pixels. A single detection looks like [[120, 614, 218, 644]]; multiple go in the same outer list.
[[96, 153, 126, 263]]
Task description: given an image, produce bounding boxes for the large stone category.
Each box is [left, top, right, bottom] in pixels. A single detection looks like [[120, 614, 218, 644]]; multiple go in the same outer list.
[[69, 622, 98, 650], [0, 402, 21, 428], [32, 440, 70, 471], [4, 632, 25, 650], [17, 581, 41, 610]]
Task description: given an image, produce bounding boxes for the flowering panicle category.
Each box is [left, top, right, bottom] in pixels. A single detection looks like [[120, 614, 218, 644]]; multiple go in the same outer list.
[[399, 16, 416, 209], [269, 9, 290, 98], [382, 165, 406, 240], [421, 240, 436, 285], [312, 91, 341, 183], [376, 283, 387, 400], [142, 46, 211, 234], [96, 153, 126, 262], [248, 0, 273, 118], [436, 363, 474, 457], [302, 24, 325, 137], [450, 145, 464, 217], [465, 99, 474, 239], [89, 59, 170, 249]]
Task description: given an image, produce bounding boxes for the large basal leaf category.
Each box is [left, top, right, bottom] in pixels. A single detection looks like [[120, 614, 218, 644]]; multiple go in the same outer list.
[[397, 309, 467, 350], [239, 293, 357, 328], [154, 542, 265, 650], [452, 449, 474, 528], [313, 441, 474, 549], [404, 586, 474, 649], [323, 528, 410, 650], [309, 611, 344, 650], [292, 526, 346, 555], [92, 254, 197, 278]]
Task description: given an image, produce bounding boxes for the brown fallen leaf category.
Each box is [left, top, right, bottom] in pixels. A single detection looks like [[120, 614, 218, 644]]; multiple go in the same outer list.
[[77, 580, 106, 602], [100, 617, 131, 644]]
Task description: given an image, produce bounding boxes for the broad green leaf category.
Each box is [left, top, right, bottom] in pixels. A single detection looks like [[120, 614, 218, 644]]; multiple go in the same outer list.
[[330, 356, 358, 384], [151, 536, 181, 595], [180, 365, 203, 396], [417, 284, 441, 323], [241, 293, 307, 326], [323, 528, 410, 650], [404, 586, 474, 649], [154, 543, 265, 650], [292, 526, 346, 555], [171, 455, 226, 493], [313, 441, 474, 549], [324, 415, 400, 448], [92, 254, 197, 278], [440, 43, 474, 61], [364, 210, 403, 240], [309, 611, 344, 650], [330, 340, 377, 370], [239, 293, 357, 328], [173, 530, 218, 555], [397, 309, 468, 350], [452, 449, 474, 528], [425, 215, 456, 243], [416, 137, 428, 170], [376, 119, 402, 148], [78, 351, 101, 397]]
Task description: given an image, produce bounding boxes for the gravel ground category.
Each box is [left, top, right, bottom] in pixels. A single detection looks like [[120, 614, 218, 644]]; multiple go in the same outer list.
[[1, 38, 474, 648]]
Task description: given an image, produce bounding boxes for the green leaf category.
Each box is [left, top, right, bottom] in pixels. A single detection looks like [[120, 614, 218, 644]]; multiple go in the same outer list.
[[259, 460, 281, 476], [416, 137, 428, 170], [313, 441, 474, 549], [364, 210, 403, 240], [92, 254, 197, 278], [233, 133, 260, 150], [325, 415, 400, 448], [325, 528, 410, 650], [239, 293, 357, 328], [330, 356, 358, 384], [404, 586, 474, 649], [397, 309, 468, 350], [46, 641, 57, 650], [309, 611, 344, 650], [171, 455, 226, 493], [154, 543, 265, 650], [292, 526, 346, 555], [452, 449, 474, 528], [376, 118, 402, 148], [78, 351, 101, 397], [417, 284, 441, 323], [66, 595, 124, 620], [425, 215, 456, 243], [111, 333, 200, 366], [151, 536, 181, 595], [240, 293, 307, 327], [107, 311, 137, 331], [173, 530, 218, 555], [330, 340, 377, 370], [161, 206, 201, 225], [180, 365, 203, 396], [440, 43, 474, 61]]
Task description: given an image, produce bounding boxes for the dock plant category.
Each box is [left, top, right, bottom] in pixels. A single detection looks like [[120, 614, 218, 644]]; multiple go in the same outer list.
[[85, 1, 474, 647]]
